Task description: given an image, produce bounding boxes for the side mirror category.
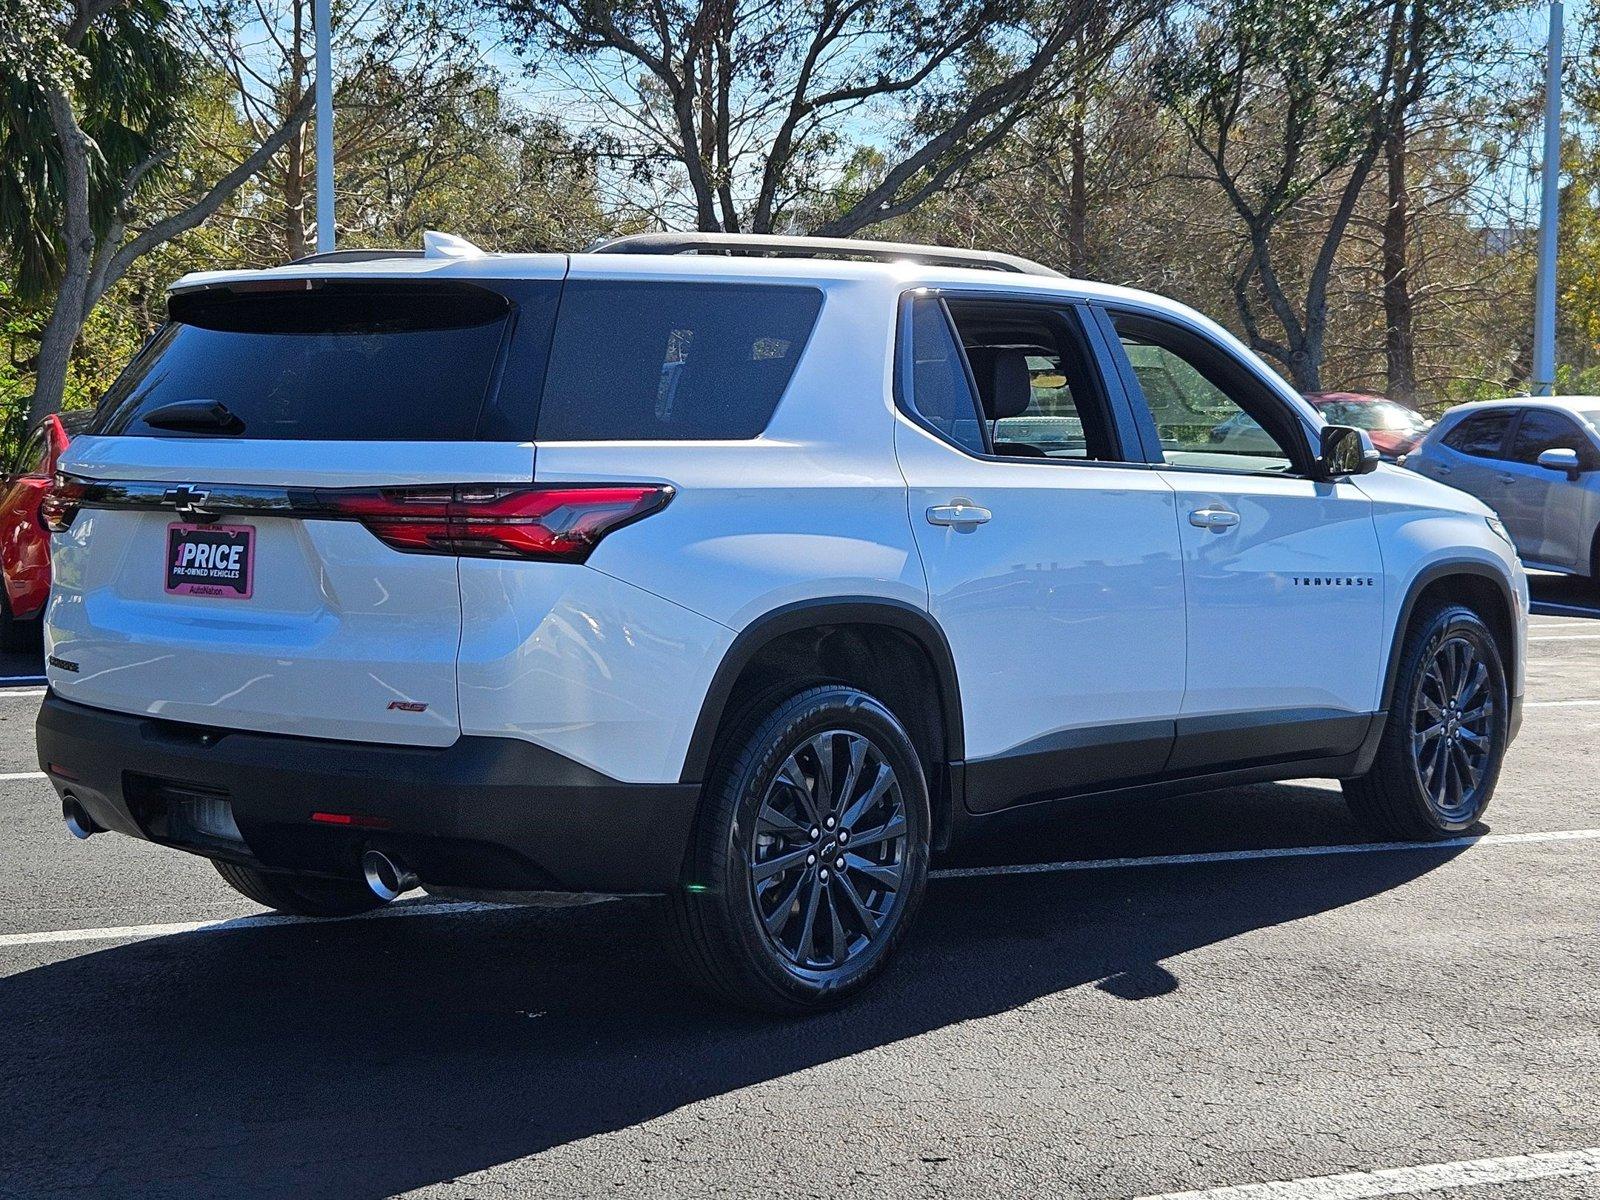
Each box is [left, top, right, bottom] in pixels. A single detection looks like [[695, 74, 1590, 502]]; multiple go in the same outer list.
[[1318, 425, 1380, 478], [1536, 447, 1582, 478]]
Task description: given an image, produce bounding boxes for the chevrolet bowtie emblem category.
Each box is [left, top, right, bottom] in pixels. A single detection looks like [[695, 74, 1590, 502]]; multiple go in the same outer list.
[[164, 486, 215, 522]]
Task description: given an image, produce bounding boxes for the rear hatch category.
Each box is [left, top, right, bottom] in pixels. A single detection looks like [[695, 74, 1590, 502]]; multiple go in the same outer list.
[[46, 269, 562, 746]]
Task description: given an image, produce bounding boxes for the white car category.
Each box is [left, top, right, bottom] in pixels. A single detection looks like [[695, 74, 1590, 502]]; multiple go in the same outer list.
[[36, 232, 1527, 1012], [1404, 396, 1600, 586]]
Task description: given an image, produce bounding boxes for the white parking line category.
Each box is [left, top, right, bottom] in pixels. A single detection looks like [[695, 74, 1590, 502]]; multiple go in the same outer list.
[[1524, 697, 1600, 708], [1528, 633, 1600, 642], [1134, 1145, 1600, 1200], [928, 828, 1600, 880], [0, 898, 498, 949], [0, 687, 45, 698], [0, 770, 44, 781]]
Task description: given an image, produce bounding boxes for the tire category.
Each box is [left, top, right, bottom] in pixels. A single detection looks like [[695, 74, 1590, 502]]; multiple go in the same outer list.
[[1590, 524, 1600, 592], [669, 684, 931, 1014], [1343, 601, 1509, 839], [212, 859, 385, 918]]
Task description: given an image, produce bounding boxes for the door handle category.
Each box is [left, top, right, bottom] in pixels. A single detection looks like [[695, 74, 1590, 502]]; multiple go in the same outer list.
[[1496, 473, 1514, 485], [1435, 464, 1453, 475], [1188, 507, 1240, 531], [926, 501, 992, 528]]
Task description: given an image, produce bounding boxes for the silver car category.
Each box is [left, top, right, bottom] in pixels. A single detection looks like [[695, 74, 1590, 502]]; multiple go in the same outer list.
[[1406, 396, 1600, 585]]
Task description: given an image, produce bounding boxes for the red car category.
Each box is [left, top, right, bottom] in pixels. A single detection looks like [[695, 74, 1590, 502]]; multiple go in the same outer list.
[[1302, 391, 1433, 461], [0, 412, 85, 650]]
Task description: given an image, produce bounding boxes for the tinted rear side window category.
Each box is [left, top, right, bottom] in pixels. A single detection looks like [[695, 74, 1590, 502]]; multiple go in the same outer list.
[[535, 281, 824, 440], [95, 282, 515, 441], [1442, 411, 1514, 458]]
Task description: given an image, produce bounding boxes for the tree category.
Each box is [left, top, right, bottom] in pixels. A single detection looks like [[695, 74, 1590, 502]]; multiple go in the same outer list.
[[498, 0, 1157, 235], [184, 0, 488, 261], [3, 0, 314, 426], [1154, 0, 1480, 392]]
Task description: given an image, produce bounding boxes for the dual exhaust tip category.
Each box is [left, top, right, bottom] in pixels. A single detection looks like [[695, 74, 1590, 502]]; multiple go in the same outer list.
[[64, 794, 417, 903], [62, 795, 99, 840], [361, 848, 418, 902]]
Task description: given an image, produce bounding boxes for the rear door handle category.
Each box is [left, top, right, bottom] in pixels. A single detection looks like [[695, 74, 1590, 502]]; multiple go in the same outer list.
[[1435, 464, 1453, 475], [1496, 473, 1515, 484], [1188, 507, 1240, 531], [926, 502, 992, 528]]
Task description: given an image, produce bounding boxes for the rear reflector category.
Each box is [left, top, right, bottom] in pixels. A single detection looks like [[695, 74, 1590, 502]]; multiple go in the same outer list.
[[310, 811, 394, 829], [314, 484, 673, 562]]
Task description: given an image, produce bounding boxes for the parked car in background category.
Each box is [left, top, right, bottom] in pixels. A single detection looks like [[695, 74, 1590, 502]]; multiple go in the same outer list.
[[1406, 397, 1600, 586], [1210, 391, 1430, 462], [0, 412, 86, 650]]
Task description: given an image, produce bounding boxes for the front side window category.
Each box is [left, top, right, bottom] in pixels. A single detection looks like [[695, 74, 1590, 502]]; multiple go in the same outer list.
[[1442, 411, 1515, 458], [1112, 316, 1298, 473], [536, 281, 823, 440], [1510, 408, 1598, 468]]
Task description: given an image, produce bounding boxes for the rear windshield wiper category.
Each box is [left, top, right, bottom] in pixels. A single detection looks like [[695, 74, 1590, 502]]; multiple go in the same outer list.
[[141, 399, 246, 435]]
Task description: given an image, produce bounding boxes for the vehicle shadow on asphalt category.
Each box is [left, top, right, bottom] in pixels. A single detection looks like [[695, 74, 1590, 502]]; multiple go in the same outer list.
[[1, 783, 1470, 1199]]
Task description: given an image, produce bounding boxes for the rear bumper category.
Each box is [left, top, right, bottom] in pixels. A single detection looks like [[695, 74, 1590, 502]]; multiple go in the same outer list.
[[36, 694, 701, 895]]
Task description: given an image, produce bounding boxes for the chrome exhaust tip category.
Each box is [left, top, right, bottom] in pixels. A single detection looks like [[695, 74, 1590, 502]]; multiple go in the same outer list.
[[62, 795, 98, 840], [361, 849, 418, 902]]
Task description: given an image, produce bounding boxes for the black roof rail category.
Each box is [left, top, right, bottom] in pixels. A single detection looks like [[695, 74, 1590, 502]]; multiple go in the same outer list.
[[586, 232, 1062, 277], [287, 248, 426, 264]]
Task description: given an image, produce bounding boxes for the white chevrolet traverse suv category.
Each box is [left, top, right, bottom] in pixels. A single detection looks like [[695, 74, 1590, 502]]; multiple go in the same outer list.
[[37, 232, 1527, 1012]]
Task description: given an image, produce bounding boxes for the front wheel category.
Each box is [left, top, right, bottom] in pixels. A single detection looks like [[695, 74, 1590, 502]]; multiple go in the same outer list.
[[669, 684, 931, 1014], [1343, 602, 1509, 839]]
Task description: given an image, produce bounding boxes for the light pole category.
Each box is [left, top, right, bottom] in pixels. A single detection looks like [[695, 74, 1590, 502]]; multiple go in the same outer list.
[[1531, 0, 1563, 397], [314, 0, 335, 253]]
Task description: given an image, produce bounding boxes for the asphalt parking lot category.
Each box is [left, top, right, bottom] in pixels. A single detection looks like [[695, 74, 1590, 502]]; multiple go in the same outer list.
[[1, 580, 1596, 1199]]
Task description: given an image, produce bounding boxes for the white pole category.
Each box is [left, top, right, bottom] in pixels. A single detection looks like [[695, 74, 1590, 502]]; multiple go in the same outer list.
[[1531, 0, 1563, 396], [314, 0, 335, 253]]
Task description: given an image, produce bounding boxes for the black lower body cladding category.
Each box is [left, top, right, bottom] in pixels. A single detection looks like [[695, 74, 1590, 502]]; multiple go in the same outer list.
[[35, 693, 700, 894]]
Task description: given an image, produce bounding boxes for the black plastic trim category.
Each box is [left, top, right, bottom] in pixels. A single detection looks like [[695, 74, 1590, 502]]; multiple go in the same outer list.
[[964, 719, 1174, 813], [1166, 708, 1374, 774], [1381, 560, 1521, 715], [679, 597, 965, 786], [37, 694, 700, 894], [961, 708, 1377, 815]]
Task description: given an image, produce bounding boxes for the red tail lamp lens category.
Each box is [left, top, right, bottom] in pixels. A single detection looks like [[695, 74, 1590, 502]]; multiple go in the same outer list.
[[318, 484, 672, 562]]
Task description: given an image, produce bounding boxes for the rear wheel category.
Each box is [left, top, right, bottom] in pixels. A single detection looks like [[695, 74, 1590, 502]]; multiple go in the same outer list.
[[212, 859, 385, 918], [670, 684, 931, 1014], [1343, 602, 1508, 839]]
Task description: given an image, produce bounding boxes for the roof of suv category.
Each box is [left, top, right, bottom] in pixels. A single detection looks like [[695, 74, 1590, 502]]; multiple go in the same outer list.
[[1438, 395, 1600, 419], [163, 232, 1179, 321], [165, 235, 1222, 345]]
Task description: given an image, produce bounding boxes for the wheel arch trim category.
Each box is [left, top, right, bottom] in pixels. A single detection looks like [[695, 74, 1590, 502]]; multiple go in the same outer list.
[[1382, 558, 1519, 714], [678, 596, 965, 785]]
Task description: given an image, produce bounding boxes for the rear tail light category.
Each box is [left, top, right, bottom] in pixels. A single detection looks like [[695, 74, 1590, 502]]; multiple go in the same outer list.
[[314, 484, 673, 562], [41, 474, 86, 533]]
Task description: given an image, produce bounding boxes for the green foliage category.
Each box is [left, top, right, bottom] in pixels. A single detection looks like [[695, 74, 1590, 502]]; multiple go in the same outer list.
[[0, 0, 186, 298]]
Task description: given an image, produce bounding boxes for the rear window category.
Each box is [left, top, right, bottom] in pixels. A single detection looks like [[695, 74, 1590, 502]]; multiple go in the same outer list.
[[534, 281, 824, 440], [94, 282, 514, 441]]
